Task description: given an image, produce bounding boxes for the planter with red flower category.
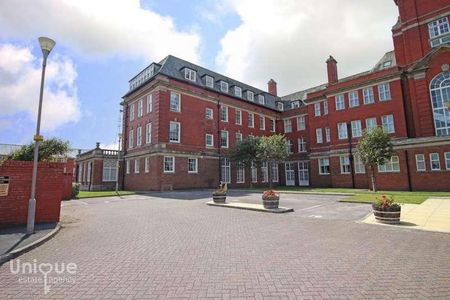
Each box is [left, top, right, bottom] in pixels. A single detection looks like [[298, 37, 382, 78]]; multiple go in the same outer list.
[[262, 189, 280, 209], [372, 195, 401, 224], [212, 183, 227, 203]]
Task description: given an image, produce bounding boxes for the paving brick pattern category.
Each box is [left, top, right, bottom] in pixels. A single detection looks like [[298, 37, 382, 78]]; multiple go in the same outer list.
[[1, 192, 449, 299]]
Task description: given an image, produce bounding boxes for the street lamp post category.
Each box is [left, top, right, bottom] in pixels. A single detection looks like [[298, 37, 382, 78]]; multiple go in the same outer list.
[[27, 37, 56, 234]]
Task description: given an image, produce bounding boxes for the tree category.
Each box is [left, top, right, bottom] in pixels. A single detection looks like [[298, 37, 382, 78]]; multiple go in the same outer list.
[[257, 134, 288, 189], [6, 138, 70, 161], [356, 127, 395, 192], [230, 136, 261, 188]]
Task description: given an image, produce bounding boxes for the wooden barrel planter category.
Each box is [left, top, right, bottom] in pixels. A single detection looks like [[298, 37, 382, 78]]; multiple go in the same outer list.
[[372, 204, 401, 224], [262, 197, 279, 209], [213, 194, 226, 203]]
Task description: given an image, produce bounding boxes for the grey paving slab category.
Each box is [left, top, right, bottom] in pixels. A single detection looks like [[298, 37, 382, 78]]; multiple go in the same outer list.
[[0, 191, 449, 299]]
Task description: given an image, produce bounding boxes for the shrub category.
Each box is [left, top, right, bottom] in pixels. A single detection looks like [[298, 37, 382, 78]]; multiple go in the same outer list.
[[71, 183, 80, 199]]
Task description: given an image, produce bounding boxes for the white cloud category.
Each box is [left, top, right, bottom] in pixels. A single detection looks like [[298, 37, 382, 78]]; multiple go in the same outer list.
[[0, 0, 200, 63], [216, 0, 398, 95], [0, 43, 81, 131]]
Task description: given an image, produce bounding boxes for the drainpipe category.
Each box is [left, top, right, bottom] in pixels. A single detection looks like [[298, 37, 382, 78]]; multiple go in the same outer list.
[[217, 97, 221, 185], [404, 149, 412, 191]]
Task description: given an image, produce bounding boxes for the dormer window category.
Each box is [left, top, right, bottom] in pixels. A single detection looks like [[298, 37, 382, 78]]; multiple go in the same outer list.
[[428, 17, 450, 47], [292, 101, 300, 108], [220, 81, 229, 93], [184, 68, 196, 82], [247, 91, 254, 101], [258, 95, 265, 104], [205, 75, 214, 88], [277, 102, 283, 111], [382, 60, 392, 68], [234, 86, 242, 98]]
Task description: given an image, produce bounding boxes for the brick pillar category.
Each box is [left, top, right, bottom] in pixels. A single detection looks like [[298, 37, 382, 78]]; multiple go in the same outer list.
[[268, 79, 277, 96]]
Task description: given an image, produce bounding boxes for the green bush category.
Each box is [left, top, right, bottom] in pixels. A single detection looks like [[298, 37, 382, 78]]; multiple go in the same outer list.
[[71, 183, 80, 199]]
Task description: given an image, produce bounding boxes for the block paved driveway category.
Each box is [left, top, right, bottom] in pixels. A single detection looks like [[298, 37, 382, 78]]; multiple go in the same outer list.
[[1, 190, 450, 299]]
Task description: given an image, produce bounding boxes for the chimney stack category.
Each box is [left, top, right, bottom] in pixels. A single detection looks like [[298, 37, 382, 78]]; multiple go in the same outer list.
[[268, 79, 277, 96], [326, 56, 338, 84]]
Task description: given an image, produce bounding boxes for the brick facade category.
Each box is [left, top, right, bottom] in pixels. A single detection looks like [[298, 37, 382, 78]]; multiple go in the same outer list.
[[0, 161, 64, 227], [117, 0, 450, 191]]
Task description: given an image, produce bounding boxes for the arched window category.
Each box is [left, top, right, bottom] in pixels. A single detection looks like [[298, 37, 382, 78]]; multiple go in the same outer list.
[[430, 71, 450, 136]]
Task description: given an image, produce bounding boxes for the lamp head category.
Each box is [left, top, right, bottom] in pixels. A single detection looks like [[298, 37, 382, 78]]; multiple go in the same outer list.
[[38, 37, 55, 56]]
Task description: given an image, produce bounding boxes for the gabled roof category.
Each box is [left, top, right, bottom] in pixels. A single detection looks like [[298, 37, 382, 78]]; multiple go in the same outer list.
[[125, 55, 281, 111]]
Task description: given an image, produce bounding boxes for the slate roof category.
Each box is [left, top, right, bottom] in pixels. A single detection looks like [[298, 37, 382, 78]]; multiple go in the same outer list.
[[125, 55, 281, 111]]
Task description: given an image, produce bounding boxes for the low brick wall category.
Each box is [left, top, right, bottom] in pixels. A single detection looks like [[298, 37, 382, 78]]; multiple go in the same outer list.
[[0, 160, 64, 227]]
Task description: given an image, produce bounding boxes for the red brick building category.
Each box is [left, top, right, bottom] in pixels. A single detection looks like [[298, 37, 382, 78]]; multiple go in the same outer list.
[[121, 0, 450, 191]]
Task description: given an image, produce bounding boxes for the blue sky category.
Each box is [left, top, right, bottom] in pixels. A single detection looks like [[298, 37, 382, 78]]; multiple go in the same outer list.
[[0, 0, 398, 150]]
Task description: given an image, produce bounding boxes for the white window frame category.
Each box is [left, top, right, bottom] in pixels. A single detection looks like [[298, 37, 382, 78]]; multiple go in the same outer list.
[[316, 128, 323, 144], [188, 158, 198, 173], [136, 126, 142, 146], [298, 137, 307, 153], [381, 115, 395, 133], [325, 127, 330, 143], [363, 87, 374, 104], [163, 156, 175, 173], [235, 109, 242, 125], [220, 130, 229, 148], [220, 106, 228, 122], [428, 17, 450, 47], [102, 160, 117, 182], [378, 156, 400, 173], [234, 86, 242, 98], [126, 160, 130, 174], [258, 95, 265, 104], [378, 83, 391, 101], [261, 162, 268, 183], [129, 103, 135, 121], [247, 91, 254, 101], [270, 119, 276, 132], [205, 75, 214, 88], [354, 155, 366, 174], [146, 94, 153, 113], [287, 139, 293, 154], [335, 94, 345, 111], [415, 154, 426, 172], [170, 91, 181, 112], [251, 161, 258, 183], [284, 119, 292, 133], [134, 159, 140, 174], [236, 163, 245, 183], [445, 152, 450, 170], [184, 68, 196, 82], [366, 117, 378, 133], [337, 122, 348, 140], [277, 102, 283, 111], [205, 108, 213, 120], [205, 134, 214, 147], [145, 157, 150, 173], [169, 121, 181, 143], [145, 123, 152, 144], [314, 102, 321, 117], [351, 120, 362, 138], [271, 163, 279, 182], [220, 81, 229, 93], [340, 156, 351, 174], [248, 113, 254, 128], [128, 129, 134, 149], [349, 91, 359, 108], [235, 132, 243, 143], [259, 115, 265, 130], [297, 116, 306, 131], [221, 157, 231, 183], [430, 153, 441, 171], [318, 158, 330, 175], [137, 99, 143, 118], [323, 101, 328, 115]]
